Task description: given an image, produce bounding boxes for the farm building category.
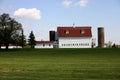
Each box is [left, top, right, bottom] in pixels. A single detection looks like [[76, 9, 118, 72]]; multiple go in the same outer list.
[[35, 41, 54, 48], [35, 31, 58, 48], [35, 26, 92, 48], [57, 26, 92, 48]]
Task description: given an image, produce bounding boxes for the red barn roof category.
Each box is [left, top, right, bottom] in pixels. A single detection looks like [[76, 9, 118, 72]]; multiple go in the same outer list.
[[36, 41, 54, 44], [57, 26, 92, 37]]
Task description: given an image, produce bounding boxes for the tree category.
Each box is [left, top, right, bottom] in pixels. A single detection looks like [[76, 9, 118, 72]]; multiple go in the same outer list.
[[12, 29, 26, 48], [112, 43, 117, 48], [0, 13, 11, 49], [0, 28, 4, 49], [0, 13, 23, 49], [19, 29, 26, 48], [28, 31, 36, 48], [0, 32, 3, 49]]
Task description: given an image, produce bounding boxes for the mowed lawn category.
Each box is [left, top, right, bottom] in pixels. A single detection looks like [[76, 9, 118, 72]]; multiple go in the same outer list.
[[0, 48, 120, 80]]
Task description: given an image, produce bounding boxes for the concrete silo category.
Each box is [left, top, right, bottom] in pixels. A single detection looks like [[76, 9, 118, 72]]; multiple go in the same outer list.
[[98, 27, 105, 48]]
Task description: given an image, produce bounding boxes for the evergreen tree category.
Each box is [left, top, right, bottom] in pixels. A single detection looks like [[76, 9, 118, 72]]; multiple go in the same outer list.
[[19, 29, 26, 48], [28, 31, 36, 48]]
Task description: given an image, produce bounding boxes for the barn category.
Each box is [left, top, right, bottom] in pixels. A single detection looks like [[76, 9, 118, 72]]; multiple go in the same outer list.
[[35, 26, 92, 48], [57, 26, 92, 48]]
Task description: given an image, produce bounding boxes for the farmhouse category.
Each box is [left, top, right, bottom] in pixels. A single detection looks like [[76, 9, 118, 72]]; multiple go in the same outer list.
[[35, 26, 92, 48]]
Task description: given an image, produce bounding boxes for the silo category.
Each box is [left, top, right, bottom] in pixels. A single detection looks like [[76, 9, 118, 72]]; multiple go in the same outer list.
[[49, 31, 55, 41], [55, 32, 58, 41], [98, 27, 105, 48]]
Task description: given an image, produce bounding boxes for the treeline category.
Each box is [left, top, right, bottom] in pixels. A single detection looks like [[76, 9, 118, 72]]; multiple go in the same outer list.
[[0, 13, 36, 50]]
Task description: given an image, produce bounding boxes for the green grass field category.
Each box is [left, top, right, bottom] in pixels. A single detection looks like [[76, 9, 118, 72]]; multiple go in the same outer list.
[[0, 48, 120, 80]]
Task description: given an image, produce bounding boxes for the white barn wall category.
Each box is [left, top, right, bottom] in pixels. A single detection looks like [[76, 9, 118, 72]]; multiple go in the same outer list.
[[59, 37, 92, 48], [35, 44, 53, 48]]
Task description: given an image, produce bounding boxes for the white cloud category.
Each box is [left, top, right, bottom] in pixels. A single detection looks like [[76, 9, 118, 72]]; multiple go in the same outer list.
[[14, 8, 41, 20], [62, 0, 89, 8], [62, 0, 72, 8], [76, 0, 88, 7]]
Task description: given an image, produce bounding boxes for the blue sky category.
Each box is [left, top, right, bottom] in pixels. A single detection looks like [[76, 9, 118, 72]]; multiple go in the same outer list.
[[0, 0, 120, 45]]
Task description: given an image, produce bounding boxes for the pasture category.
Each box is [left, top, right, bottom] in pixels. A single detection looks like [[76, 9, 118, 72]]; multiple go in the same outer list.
[[0, 48, 120, 80]]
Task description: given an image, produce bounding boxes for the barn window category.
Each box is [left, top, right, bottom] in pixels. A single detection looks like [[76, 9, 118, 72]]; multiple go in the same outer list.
[[62, 44, 65, 46], [77, 44, 78, 46], [64, 30, 69, 34], [43, 44, 45, 47], [80, 30, 85, 34]]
